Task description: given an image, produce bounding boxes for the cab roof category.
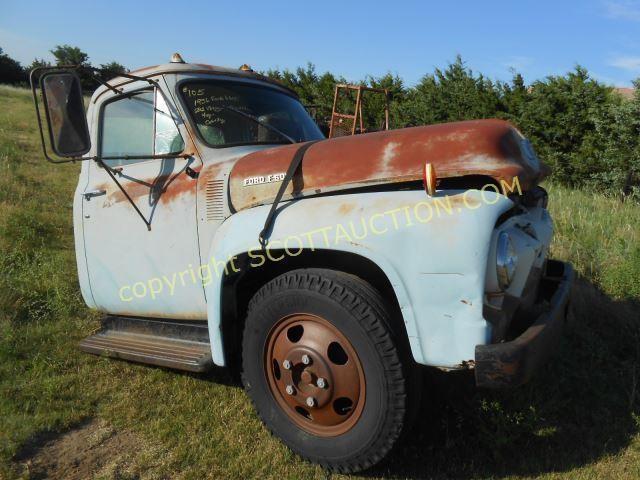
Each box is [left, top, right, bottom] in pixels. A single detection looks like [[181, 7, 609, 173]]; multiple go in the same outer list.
[[96, 61, 297, 98]]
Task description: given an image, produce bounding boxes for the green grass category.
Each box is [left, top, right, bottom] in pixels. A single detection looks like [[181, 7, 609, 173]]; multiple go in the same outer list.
[[1, 84, 639, 479]]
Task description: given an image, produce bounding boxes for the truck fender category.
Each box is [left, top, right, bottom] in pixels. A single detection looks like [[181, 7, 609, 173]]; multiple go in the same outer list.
[[204, 189, 513, 367]]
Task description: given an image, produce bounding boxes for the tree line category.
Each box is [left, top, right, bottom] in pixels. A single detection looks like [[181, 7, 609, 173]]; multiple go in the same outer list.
[[1, 46, 638, 197], [269, 60, 639, 198], [0, 44, 125, 90]]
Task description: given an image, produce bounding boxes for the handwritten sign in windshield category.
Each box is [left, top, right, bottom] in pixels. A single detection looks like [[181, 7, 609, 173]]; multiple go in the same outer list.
[[183, 86, 252, 127], [180, 81, 321, 147]]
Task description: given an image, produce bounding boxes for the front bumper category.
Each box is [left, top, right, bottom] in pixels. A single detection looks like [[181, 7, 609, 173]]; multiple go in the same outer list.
[[475, 260, 574, 389]]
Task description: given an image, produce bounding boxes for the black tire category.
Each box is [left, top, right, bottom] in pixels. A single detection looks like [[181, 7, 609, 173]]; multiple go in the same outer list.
[[242, 268, 415, 473]]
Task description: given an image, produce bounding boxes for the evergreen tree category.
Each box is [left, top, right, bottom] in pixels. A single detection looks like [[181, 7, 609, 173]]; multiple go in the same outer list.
[[398, 55, 505, 126], [98, 61, 126, 81], [25, 58, 52, 83], [516, 66, 613, 185], [50, 44, 97, 90], [586, 78, 640, 196], [0, 47, 26, 84]]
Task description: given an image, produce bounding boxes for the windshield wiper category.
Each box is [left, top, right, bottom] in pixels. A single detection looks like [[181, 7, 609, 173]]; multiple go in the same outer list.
[[221, 105, 296, 144]]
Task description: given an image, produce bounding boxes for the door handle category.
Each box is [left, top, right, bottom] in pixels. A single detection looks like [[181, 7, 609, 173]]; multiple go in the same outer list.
[[83, 189, 106, 199]]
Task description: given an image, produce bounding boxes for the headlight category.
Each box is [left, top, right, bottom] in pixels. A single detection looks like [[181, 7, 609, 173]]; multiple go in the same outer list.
[[496, 232, 518, 289]]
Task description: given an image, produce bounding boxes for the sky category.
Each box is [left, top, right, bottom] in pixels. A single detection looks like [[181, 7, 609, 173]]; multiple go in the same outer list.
[[1, 0, 640, 87]]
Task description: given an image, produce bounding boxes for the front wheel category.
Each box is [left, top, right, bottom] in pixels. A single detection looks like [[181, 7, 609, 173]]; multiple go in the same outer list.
[[242, 268, 414, 473]]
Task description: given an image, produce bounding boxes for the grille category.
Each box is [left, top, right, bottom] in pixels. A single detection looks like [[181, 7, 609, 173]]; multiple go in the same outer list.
[[205, 179, 225, 221]]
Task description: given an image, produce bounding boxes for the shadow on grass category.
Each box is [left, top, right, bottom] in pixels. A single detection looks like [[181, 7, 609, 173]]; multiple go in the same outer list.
[[367, 277, 640, 479], [21, 276, 635, 479]]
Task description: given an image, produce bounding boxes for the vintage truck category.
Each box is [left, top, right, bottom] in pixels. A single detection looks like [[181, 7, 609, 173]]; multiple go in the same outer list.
[[30, 54, 573, 473]]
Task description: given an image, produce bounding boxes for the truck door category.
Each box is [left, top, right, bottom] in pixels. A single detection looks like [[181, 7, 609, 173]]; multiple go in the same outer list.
[[81, 84, 206, 319]]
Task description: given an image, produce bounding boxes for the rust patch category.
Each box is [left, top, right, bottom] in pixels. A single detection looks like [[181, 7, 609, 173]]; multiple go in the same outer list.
[[198, 162, 223, 184], [229, 119, 546, 211], [101, 170, 197, 207], [451, 195, 480, 208], [338, 203, 356, 215]]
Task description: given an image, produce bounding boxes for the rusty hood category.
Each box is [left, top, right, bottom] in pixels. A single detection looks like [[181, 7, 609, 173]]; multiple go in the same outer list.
[[229, 119, 547, 211]]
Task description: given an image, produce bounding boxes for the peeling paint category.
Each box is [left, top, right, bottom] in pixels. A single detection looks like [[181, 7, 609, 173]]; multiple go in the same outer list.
[[228, 119, 546, 211], [379, 141, 400, 177]]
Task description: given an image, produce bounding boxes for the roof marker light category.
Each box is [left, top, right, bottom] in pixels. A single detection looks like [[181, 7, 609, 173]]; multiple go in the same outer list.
[[170, 53, 185, 64]]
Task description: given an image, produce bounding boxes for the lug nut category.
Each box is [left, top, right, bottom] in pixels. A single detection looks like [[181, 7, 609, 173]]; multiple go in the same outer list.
[[285, 385, 295, 395], [301, 354, 311, 365], [306, 396, 316, 407], [316, 377, 327, 389], [282, 359, 292, 370]]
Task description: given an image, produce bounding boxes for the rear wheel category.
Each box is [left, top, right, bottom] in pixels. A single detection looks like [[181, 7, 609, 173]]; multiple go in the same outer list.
[[242, 268, 413, 473]]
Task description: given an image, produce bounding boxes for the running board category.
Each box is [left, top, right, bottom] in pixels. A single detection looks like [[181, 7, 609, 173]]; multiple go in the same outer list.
[[79, 316, 213, 372]]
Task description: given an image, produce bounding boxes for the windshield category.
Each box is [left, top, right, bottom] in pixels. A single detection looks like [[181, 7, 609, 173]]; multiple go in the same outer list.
[[180, 81, 324, 147]]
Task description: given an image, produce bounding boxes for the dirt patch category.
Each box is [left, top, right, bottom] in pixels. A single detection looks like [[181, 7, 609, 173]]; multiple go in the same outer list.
[[15, 419, 142, 480]]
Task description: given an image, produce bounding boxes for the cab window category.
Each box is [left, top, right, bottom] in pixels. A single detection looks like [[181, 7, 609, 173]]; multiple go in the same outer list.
[[100, 89, 185, 167]]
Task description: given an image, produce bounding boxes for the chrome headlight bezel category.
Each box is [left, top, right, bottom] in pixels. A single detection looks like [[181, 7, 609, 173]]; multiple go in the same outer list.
[[496, 232, 518, 289]]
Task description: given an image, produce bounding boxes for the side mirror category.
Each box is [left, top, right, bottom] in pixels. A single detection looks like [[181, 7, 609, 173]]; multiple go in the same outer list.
[[40, 71, 91, 157]]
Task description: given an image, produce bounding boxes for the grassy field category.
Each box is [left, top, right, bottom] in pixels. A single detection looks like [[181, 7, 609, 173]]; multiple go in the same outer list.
[[1, 83, 639, 479]]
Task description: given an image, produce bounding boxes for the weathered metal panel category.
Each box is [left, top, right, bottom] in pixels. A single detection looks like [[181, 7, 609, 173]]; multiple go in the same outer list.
[[161, 72, 298, 301], [475, 261, 574, 388], [76, 70, 556, 370], [93, 62, 297, 105], [74, 99, 98, 309], [79, 316, 213, 372], [228, 119, 546, 211], [81, 79, 207, 320], [204, 189, 517, 367]]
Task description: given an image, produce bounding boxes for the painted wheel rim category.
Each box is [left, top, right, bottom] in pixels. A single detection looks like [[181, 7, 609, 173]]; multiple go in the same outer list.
[[264, 313, 366, 436]]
